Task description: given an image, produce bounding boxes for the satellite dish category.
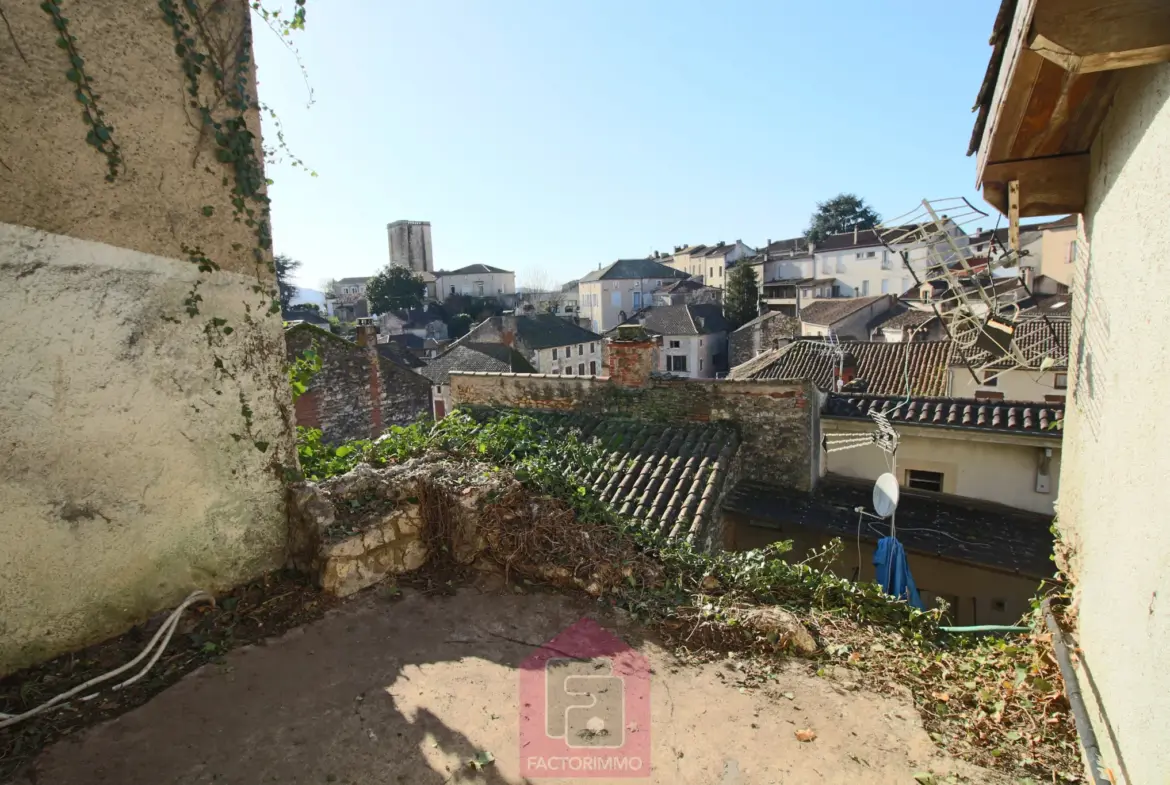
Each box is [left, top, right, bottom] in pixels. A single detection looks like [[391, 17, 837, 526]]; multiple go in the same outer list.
[[873, 473, 900, 518]]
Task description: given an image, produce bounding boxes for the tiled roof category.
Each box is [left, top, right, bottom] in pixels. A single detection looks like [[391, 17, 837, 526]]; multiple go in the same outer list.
[[624, 304, 729, 336], [868, 305, 938, 333], [799, 295, 891, 327], [385, 333, 425, 350], [824, 393, 1064, 434], [513, 313, 602, 349], [581, 258, 691, 282], [376, 341, 426, 369], [473, 411, 740, 548], [722, 475, 1055, 578], [434, 263, 513, 276], [728, 339, 954, 396], [420, 343, 536, 384], [336, 276, 373, 285], [732, 310, 799, 336], [1036, 214, 1077, 231], [756, 236, 810, 258], [954, 317, 1070, 370], [813, 228, 888, 251]]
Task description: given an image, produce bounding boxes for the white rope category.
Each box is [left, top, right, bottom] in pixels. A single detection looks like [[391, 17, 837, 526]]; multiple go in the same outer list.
[[0, 590, 214, 730]]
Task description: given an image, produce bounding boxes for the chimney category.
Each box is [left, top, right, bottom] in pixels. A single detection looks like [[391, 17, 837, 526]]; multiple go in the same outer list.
[[833, 351, 859, 390], [606, 325, 656, 388], [355, 322, 378, 347], [853, 225, 858, 244]]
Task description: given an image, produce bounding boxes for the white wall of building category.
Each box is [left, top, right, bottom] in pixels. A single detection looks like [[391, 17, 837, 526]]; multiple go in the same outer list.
[[436, 271, 516, 299], [948, 366, 1068, 403], [1055, 63, 1170, 785], [536, 342, 603, 376], [659, 333, 723, 378], [579, 276, 678, 333]]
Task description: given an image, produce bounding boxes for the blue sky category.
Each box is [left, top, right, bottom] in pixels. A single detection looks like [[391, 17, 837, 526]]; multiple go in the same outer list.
[[253, 1, 1000, 291]]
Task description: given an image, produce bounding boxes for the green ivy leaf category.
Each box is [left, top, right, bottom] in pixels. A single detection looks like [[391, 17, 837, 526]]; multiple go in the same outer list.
[[65, 69, 81, 83], [222, 326, 233, 335], [253, 440, 269, 453], [201, 205, 215, 217]]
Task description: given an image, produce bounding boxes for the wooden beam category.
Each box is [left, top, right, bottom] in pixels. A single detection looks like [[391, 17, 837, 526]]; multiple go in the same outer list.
[[981, 153, 1090, 217], [1030, 31, 1170, 73], [1031, 0, 1170, 59], [1009, 182, 1021, 252]]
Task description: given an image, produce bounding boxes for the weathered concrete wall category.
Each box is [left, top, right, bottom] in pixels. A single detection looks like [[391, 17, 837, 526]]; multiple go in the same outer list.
[[449, 372, 819, 490], [0, 1, 293, 674], [1057, 62, 1170, 785], [729, 314, 798, 369], [285, 324, 431, 444]]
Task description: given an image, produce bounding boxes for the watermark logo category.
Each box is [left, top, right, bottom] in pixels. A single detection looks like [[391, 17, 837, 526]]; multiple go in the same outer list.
[[519, 618, 651, 778]]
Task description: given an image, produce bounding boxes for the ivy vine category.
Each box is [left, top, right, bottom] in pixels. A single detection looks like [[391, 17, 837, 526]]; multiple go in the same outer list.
[[40, 0, 122, 181], [40, 0, 313, 458]]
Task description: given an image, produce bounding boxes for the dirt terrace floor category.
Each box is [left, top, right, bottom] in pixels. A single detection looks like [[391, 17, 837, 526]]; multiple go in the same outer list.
[[16, 583, 1006, 785]]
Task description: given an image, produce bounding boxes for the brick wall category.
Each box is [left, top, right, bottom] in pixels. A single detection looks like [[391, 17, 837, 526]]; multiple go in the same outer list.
[[449, 372, 819, 490], [286, 324, 431, 443]]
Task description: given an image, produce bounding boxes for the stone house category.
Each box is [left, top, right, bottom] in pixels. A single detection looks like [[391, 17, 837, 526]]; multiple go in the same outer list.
[[729, 311, 800, 369], [969, 2, 1170, 779], [798, 295, 896, 340], [420, 343, 537, 419], [618, 303, 730, 379], [456, 313, 604, 376], [434, 264, 516, 300], [286, 323, 431, 444], [577, 258, 690, 333], [663, 240, 755, 287]]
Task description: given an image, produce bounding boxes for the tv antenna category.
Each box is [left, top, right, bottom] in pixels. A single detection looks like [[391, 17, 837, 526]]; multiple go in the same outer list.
[[873, 197, 1067, 385]]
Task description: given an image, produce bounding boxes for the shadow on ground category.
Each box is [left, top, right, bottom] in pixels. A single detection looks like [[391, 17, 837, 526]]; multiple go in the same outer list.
[[14, 578, 1003, 785]]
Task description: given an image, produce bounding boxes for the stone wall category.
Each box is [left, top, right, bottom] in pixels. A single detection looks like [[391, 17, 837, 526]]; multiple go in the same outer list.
[[729, 313, 799, 369], [449, 372, 819, 491], [286, 324, 431, 443], [0, 0, 293, 674]]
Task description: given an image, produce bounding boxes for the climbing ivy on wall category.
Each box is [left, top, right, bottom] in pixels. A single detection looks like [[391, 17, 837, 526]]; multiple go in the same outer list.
[[37, 0, 313, 459]]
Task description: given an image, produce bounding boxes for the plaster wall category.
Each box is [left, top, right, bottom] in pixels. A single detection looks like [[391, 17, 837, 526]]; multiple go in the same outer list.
[[0, 0, 292, 674], [821, 421, 1061, 515], [1056, 62, 1170, 785]]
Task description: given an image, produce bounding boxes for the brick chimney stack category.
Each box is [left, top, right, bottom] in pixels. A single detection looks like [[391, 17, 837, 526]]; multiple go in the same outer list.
[[606, 325, 657, 388], [355, 323, 377, 347]]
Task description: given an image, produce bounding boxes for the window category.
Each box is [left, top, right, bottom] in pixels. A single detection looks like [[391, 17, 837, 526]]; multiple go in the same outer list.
[[552, 369, 560, 375], [632, 291, 642, 309], [476, 282, 484, 296], [565, 366, 573, 375], [1045, 394, 1066, 404], [1066, 241, 1077, 264], [699, 338, 704, 346], [589, 342, 596, 354], [578, 363, 585, 375], [436, 385, 442, 393], [920, 289, 931, 302], [1054, 372, 1068, 389], [709, 267, 714, 279], [801, 287, 812, 298], [981, 371, 998, 387], [861, 280, 870, 296], [881, 279, 889, 294], [450, 285, 456, 295], [906, 469, 944, 493], [577, 344, 584, 356], [699, 359, 704, 371], [611, 291, 621, 307], [590, 361, 597, 375], [667, 355, 688, 372], [668, 340, 681, 349], [975, 390, 1004, 401]]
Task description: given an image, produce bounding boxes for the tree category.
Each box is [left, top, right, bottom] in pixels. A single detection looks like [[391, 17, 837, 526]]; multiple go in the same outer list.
[[449, 313, 472, 338], [275, 254, 301, 310], [805, 193, 880, 245], [723, 263, 760, 330], [366, 266, 426, 314]]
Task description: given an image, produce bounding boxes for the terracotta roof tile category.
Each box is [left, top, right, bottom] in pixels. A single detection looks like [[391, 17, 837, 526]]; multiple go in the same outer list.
[[824, 393, 1064, 435], [728, 339, 954, 396], [474, 411, 739, 548]]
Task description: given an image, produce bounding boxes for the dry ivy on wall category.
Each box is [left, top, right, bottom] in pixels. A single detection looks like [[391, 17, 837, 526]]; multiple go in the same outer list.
[[35, 0, 309, 458]]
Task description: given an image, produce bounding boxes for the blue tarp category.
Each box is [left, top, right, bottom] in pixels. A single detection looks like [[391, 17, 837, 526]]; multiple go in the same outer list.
[[873, 536, 924, 609]]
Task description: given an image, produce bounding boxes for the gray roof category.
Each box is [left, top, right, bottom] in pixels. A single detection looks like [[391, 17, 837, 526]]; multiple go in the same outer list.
[[580, 258, 690, 282], [824, 393, 1064, 435], [723, 475, 1054, 578], [732, 310, 799, 335], [513, 314, 602, 349], [622, 304, 729, 337], [336, 276, 372, 285], [799, 295, 890, 327], [434, 263, 513, 276], [420, 343, 536, 384]]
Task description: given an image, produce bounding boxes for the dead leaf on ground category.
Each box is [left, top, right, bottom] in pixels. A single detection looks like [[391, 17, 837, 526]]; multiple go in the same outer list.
[[794, 728, 817, 742]]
